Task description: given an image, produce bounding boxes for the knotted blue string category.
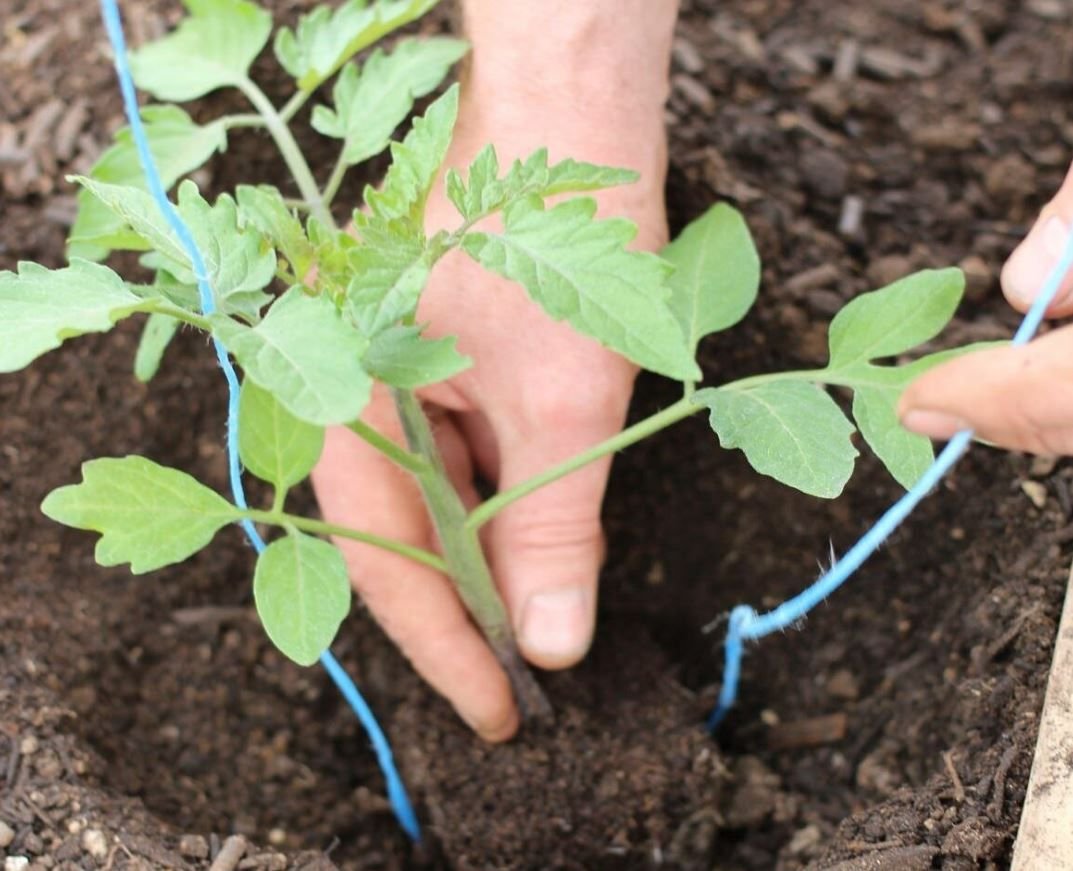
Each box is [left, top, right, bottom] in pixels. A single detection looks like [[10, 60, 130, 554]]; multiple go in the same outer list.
[[710, 224, 1073, 728], [98, 0, 420, 840]]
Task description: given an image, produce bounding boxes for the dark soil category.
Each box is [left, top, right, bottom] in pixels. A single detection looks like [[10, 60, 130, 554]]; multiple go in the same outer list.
[[2, 0, 1072, 869]]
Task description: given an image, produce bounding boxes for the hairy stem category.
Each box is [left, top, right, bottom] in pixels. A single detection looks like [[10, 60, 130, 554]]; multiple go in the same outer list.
[[244, 508, 448, 573], [346, 418, 431, 476], [236, 78, 333, 227], [392, 388, 552, 721], [467, 396, 702, 531]]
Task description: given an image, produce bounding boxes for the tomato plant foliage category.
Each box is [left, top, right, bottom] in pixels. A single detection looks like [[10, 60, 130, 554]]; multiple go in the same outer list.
[[0, 0, 979, 670]]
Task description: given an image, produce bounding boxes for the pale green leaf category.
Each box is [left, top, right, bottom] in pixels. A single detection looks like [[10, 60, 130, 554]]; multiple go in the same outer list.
[[358, 85, 459, 233], [73, 178, 276, 320], [446, 146, 638, 223], [130, 0, 273, 101], [827, 268, 965, 369], [134, 312, 181, 383], [461, 196, 699, 381], [851, 386, 934, 490], [693, 381, 858, 498], [71, 177, 189, 265], [346, 236, 429, 334], [236, 185, 315, 279], [274, 0, 438, 91], [312, 37, 468, 166], [172, 181, 276, 321], [254, 531, 351, 666], [211, 288, 371, 426], [365, 325, 470, 388], [0, 260, 147, 372], [829, 344, 1000, 489], [662, 203, 760, 356], [41, 456, 238, 574], [239, 380, 325, 490], [69, 106, 228, 261]]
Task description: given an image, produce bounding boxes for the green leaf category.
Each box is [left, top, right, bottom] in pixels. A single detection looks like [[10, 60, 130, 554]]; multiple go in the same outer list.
[[851, 386, 934, 490], [69, 106, 228, 261], [236, 185, 316, 279], [171, 182, 276, 321], [0, 260, 147, 372], [829, 345, 999, 489], [73, 178, 276, 320], [129, 0, 273, 101], [274, 0, 439, 91], [365, 325, 471, 388], [312, 37, 468, 166], [359, 85, 459, 233], [693, 381, 858, 498], [662, 203, 760, 358], [211, 288, 372, 426], [134, 312, 181, 383], [239, 379, 325, 490], [254, 531, 351, 666], [346, 236, 429, 334], [827, 268, 965, 369], [71, 177, 190, 264], [446, 145, 638, 223], [41, 456, 238, 574], [461, 196, 699, 381]]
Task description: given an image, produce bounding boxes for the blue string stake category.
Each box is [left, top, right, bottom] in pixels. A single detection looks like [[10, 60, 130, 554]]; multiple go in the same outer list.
[[98, 0, 420, 841], [710, 229, 1073, 729]]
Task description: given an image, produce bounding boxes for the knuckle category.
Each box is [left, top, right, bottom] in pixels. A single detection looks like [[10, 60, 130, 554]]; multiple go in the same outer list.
[[506, 509, 605, 560]]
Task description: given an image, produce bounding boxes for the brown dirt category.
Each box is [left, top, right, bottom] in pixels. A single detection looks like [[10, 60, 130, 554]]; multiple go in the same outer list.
[[2, 0, 1073, 869]]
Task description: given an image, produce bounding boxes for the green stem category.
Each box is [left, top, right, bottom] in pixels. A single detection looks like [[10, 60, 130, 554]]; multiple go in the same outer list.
[[141, 299, 211, 332], [467, 397, 702, 531], [244, 508, 448, 573], [279, 90, 310, 125], [392, 389, 552, 721], [322, 150, 350, 211], [346, 419, 430, 476], [220, 113, 267, 130], [236, 78, 333, 228]]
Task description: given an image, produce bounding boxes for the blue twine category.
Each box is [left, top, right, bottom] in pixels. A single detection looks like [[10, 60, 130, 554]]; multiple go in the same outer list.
[[710, 225, 1073, 729], [98, 0, 420, 841]]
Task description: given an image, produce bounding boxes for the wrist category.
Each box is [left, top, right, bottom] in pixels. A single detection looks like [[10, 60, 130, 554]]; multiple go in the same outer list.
[[460, 0, 678, 122]]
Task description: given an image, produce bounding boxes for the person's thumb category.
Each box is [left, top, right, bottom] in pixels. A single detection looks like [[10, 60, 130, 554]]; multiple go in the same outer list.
[[487, 415, 622, 671], [898, 324, 1073, 455], [1002, 162, 1073, 317]]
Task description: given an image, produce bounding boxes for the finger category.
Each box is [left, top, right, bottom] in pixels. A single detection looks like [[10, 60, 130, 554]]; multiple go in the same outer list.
[[487, 392, 628, 670], [898, 324, 1073, 455], [453, 409, 501, 485], [311, 387, 518, 741], [1002, 162, 1073, 316]]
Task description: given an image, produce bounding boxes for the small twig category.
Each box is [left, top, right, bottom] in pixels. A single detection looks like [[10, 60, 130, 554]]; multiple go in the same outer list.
[[989, 746, 1018, 821], [943, 750, 965, 803]]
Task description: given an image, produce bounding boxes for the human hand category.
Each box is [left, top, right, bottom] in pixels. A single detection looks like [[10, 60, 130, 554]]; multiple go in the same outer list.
[[899, 163, 1073, 454], [311, 2, 678, 742]]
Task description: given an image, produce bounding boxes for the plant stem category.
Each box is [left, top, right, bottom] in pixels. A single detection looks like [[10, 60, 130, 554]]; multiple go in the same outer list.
[[346, 419, 431, 476], [220, 113, 267, 130], [392, 388, 553, 722], [279, 90, 310, 125], [244, 508, 448, 573], [142, 299, 211, 331], [466, 397, 702, 531], [322, 150, 351, 211], [236, 77, 333, 228]]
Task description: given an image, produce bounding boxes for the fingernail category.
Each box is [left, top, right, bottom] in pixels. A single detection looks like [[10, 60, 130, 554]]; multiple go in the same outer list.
[[900, 409, 969, 440], [519, 588, 591, 665], [1005, 215, 1071, 307]]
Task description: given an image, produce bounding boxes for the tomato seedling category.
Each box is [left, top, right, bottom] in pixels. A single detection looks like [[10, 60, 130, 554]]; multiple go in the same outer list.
[[0, 0, 976, 719]]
